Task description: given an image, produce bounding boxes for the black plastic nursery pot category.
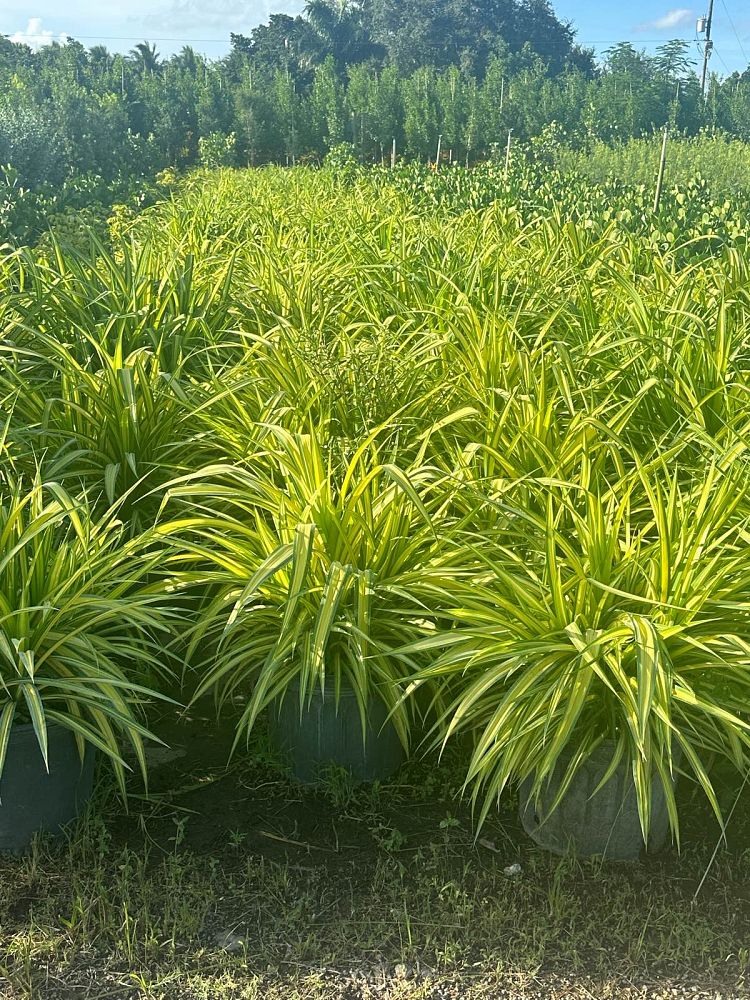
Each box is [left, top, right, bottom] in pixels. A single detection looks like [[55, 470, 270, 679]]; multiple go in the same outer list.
[[519, 743, 672, 861], [269, 681, 405, 784], [0, 721, 96, 853]]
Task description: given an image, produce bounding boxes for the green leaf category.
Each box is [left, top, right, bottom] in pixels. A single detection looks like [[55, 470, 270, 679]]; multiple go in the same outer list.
[[0, 702, 16, 791], [21, 684, 48, 772]]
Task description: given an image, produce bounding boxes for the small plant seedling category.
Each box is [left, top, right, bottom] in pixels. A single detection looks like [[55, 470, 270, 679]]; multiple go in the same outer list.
[[228, 829, 247, 850], [169, 815, 189, 851], [370, 823, 407, 852], [317, 764, 359, 811], [439, 813, 461, 831]]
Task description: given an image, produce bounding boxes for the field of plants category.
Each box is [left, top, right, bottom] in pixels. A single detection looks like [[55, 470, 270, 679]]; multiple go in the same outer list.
[[4, 161, 750, 997]]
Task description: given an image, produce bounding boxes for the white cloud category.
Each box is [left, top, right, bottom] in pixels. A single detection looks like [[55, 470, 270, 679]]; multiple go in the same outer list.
[[10, 17, 69, 50], [639, 8, 694, 31]]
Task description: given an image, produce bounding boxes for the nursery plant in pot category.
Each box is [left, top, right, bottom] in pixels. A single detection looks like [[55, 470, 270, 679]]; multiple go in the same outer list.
[[0, 476, 174, 851], [408, 461, 750, 859], [166, 424, 462, 783], [6, 338, 193, 535]]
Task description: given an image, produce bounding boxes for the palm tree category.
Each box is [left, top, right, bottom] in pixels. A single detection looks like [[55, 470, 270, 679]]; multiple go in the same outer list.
[[173, 45, 202, 77], [88, 45, 111, 76], [305, 0, 379, 68], [130, 41, 160, 76]]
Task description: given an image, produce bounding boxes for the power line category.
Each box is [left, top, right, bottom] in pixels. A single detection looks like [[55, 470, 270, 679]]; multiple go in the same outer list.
[[713, 44, 734, 75], [719, 0, 749, 65], [1, 32, 718, 46]]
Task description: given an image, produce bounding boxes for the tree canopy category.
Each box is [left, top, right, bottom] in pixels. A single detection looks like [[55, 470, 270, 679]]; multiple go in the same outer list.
[[227, 0, 591, 81], [0, 0, 748, 235]]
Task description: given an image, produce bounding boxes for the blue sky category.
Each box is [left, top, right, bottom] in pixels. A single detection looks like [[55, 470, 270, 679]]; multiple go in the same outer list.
[[5, 1, 750, 74]]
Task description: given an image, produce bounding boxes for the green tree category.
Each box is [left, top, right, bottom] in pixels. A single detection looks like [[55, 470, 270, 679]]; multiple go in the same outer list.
[[197, 69, 235, 139], [653, 40, 695, 83], [370, 65, 403, 160], [272, 69, 301, 163], [346, 63, 375, 159], [311, 56, 346, 153], [480, 56, 512, 151], [306, 0, 383, 69], [437, 66, 470, 161], [234, 71, 274, 164], [402, 68, 439, 159]]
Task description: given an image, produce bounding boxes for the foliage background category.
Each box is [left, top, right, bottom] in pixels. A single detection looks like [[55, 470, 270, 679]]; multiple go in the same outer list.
[[2, 0, 750, 244]]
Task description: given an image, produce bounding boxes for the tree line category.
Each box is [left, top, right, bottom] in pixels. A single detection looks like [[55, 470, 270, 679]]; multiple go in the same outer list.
[[1, 0, 750, 192]]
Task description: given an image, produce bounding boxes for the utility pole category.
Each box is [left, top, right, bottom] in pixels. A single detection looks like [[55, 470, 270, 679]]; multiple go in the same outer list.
[[699, 0, 715, 97]]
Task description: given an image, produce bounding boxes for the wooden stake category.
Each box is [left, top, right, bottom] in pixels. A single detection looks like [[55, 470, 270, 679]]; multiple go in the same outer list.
[[504, 130, 513, 178], [653, 125, 668, 213], [435, 133, 442, 170], [391, 137, 396, 169]]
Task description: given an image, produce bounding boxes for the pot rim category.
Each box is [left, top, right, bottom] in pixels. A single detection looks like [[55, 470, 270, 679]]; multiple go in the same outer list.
[[523, 739, 683, 791], [5, 717, 74, 744], [283, 675, 394, 697]]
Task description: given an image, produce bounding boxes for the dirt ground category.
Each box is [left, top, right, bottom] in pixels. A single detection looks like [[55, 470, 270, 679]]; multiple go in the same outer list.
[[2, 702, 750, 999]]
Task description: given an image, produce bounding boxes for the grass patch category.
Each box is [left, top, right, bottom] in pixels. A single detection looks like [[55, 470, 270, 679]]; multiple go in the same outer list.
[[1, 707, 749, 999]]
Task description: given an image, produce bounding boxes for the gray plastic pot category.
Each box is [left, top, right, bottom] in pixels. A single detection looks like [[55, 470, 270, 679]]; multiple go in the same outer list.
[[269, 681, 405, 784], [0, 721, 96, 853], [519, 743, 673, 861]]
